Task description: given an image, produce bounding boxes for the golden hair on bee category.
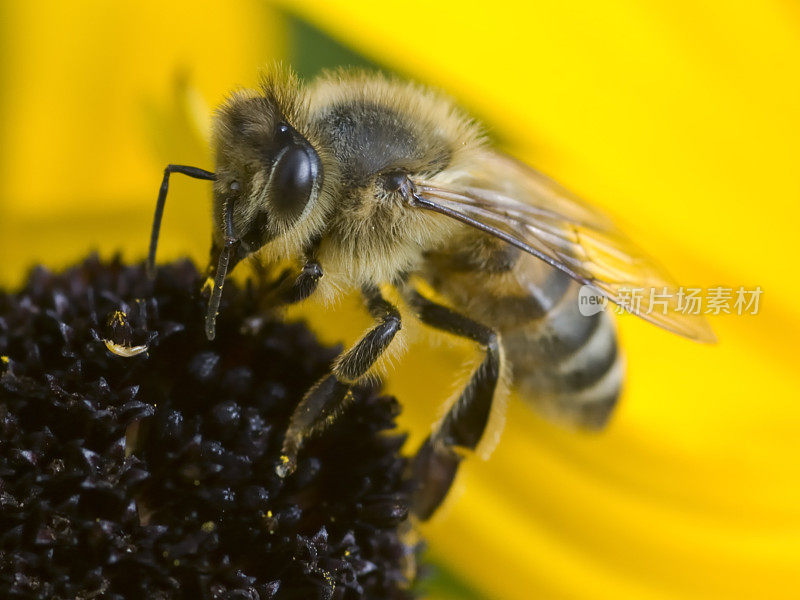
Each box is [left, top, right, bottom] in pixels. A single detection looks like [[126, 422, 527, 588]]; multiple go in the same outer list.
[[146, 63, 714, 520], [302, 69, 481, 293], [210, 65, 327, 264]]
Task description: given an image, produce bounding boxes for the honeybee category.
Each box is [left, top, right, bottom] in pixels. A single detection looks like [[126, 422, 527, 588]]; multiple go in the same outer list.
[[147, 66, 714, 520]]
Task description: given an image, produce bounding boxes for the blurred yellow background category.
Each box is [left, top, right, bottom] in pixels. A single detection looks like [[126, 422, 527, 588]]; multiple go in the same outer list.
[[1, 1, 799, 598]]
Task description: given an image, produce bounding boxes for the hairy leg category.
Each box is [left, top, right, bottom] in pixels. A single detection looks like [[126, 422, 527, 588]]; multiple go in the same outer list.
[[405, 289, 503, 520], [277, 285, 402, 477]]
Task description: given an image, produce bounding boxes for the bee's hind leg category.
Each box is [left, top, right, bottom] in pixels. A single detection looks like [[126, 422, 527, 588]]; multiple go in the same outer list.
[[405, 289, 502, 520], [276, 284, 402, 477]]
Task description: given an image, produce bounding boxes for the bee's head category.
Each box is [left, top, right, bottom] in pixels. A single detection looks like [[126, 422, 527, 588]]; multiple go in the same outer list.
[[201, 69, 325, 340], [211, 89, 323, 257]]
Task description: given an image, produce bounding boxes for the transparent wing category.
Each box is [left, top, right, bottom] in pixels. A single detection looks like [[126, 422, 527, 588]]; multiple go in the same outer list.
[[412, 151, 716, 343]]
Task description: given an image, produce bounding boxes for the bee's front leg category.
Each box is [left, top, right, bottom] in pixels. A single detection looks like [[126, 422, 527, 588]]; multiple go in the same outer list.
[[268, 235, 323, 304], [276, 285, 401, 478], [262, 259, 323, 306]]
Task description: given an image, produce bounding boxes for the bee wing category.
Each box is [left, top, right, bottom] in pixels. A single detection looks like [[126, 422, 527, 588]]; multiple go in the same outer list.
[[413, 151, 716, 343]]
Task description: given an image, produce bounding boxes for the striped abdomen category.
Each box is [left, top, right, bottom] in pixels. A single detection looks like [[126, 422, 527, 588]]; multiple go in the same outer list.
[[423, 234, 623, 429]]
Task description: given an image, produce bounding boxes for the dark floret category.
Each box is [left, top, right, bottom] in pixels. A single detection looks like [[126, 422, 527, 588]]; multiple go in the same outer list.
[[0, 256, 417, 599]]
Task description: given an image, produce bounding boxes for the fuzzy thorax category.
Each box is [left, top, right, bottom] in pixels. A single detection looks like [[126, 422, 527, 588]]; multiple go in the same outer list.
[[208, 64, 485, 297]]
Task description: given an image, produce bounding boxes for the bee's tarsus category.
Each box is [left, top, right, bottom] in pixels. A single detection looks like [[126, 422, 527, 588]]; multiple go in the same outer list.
[[265, 259, 323, 306], [280, 374, 350, 476], [410, 437, 461, 522]]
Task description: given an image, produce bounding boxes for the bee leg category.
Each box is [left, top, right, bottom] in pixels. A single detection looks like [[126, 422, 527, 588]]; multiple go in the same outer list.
[[405, 290, 502, 520], [277, 285, 402, 477], [259, 238, 324, 307], [262, 259, 323, 306]]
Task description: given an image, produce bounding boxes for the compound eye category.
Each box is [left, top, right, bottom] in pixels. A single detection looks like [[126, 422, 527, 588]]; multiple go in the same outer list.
[[271, 145, 317, 221]]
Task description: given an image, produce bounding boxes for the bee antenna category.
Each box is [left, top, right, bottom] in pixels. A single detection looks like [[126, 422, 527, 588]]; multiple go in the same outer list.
[[205, 198, 240, 341], [147, 165, 215, 279]]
